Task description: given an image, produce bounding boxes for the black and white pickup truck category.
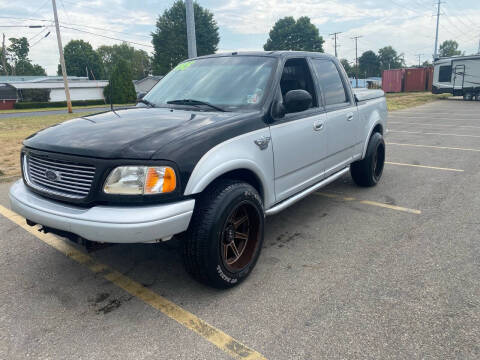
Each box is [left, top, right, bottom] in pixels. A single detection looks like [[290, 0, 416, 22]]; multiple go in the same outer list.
[[10, 51, 387, 288]]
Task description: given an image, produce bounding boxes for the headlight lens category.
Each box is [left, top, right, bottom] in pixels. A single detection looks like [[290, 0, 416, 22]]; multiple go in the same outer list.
[[103, 166, 176, 195]]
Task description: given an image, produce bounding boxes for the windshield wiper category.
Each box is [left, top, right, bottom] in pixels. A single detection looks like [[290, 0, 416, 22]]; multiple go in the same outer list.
[[138, 98, 156, 108], [166, 99, 226, 112]]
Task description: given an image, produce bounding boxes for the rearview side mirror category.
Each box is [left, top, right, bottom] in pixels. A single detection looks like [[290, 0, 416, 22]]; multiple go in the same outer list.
[[284, 89, 312, 113], [137, 92, 147, 102]]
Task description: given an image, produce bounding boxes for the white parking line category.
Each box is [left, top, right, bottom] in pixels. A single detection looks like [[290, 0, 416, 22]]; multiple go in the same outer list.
[[387, 142, 480, 152], [385, 161, 464, 172], [388, 130, 480, 138], [389, 121, 480, 129]]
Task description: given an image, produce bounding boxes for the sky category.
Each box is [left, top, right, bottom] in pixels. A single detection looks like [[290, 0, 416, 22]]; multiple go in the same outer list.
[[1, 0, 479, 75]]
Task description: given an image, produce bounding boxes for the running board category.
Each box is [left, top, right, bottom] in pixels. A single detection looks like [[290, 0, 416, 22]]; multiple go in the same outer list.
[[265, 167, 350, 216]]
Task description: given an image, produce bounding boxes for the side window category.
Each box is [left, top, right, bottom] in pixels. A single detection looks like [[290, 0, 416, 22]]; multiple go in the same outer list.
[[438, 65, 452, 83], [312, 59, 349, 107], [280, 58, 318, 108]]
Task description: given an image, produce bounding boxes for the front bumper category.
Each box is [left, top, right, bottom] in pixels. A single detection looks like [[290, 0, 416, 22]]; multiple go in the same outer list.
[[9, 180, 195, 243]]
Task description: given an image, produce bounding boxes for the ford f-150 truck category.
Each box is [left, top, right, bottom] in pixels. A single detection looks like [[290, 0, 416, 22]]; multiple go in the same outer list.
[[9, 51, 387, 288]]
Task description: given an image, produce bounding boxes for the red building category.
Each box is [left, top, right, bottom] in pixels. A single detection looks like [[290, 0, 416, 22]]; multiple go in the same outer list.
[[0, 84, 17, 110]]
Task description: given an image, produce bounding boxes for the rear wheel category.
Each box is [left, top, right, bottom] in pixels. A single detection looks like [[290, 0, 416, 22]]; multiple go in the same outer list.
[[463, 92, 473, 101], [351, 132, 385, 187], [183, 180, 264, 289]]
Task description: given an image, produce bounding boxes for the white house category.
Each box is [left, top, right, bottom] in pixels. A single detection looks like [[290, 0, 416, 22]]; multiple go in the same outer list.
[[0, 76, 109, 103]]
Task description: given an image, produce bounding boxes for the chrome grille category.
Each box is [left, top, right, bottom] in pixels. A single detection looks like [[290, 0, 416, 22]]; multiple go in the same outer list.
[[24, 153, 95, 199]]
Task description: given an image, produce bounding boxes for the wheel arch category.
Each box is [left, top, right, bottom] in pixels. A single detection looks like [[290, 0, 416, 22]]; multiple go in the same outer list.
[[362, 121, 384, 159], [185, 160, 272, 207]]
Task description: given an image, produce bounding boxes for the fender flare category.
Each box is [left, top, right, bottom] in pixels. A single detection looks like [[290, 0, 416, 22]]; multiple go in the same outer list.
[[183, 128, 275, 208]]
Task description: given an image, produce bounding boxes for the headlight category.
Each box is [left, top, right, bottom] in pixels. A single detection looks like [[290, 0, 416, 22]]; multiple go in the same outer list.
[[103, 166, 176, 195]]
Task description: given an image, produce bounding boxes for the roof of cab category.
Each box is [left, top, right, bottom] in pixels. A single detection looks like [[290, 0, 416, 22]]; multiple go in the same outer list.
[[191, 51, 336, 61]]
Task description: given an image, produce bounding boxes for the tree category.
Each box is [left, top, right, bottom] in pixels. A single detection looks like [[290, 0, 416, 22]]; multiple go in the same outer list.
[[6, 37, 46, 76], [422, 60, 432, 67], [59, 40, 105, 79], [340, 58, 355, 78], [378, 46, 404, 71], [97, 43, 151, 80], [358, 50, 380, 78], [438, 40, 462, 57], [152, 0, 219, 75], [263, 16, 324, 52], [103, 59, 136, 104], [14, 60, 46, 76], [7, 37, 29, 64]]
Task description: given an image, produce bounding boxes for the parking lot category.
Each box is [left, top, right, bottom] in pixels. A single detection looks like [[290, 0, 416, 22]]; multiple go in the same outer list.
[[0, 98, 479, 359]]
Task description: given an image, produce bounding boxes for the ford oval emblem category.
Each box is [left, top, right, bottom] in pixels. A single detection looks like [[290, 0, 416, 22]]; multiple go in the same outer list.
[[45, 169, 60, 182]]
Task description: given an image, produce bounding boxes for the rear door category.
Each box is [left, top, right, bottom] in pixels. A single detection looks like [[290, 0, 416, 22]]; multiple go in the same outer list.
[[311, 59, 358, 176], [269, 57, 328, 203]]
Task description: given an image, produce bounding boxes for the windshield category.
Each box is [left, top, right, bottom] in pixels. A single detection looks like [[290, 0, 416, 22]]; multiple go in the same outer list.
[[144, 56, 277, 111]]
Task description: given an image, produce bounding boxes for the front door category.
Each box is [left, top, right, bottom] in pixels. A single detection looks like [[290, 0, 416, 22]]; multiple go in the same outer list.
[[270, 58, 328, 203], [311, 59, 358, 176]]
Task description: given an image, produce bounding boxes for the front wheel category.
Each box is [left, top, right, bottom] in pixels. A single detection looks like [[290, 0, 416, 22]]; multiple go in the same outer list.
[[183, 180, 264, 289], [350, 132, 385, 187]]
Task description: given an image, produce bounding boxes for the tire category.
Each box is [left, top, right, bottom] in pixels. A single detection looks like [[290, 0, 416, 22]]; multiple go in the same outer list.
[[463, 92, 473, 101], [183, 179, 264, 289], [350, 132, 385, 187]]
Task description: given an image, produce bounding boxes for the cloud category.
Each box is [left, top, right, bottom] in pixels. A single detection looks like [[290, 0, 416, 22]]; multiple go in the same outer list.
[[212, 0, 392, 35]]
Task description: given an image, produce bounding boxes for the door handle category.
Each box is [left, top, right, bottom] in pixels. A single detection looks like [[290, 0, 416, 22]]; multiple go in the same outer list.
[[313, 121, 324, 131], [347, 114, 354, 121]]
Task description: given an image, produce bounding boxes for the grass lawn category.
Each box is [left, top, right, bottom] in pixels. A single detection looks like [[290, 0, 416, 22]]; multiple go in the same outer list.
[[386, 92, 450, 111], [0, 103, 135, 114], [0, 112, 94, 179], [0, 92, 452, 180]]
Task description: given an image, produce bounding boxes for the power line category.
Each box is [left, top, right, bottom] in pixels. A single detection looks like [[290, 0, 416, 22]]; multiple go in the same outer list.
[[59, 25, 154, 48], [30, 30, 51, 48], [0, 16, 52, 22], [0, 25, 46, 28], [28, 26, 52, 41]]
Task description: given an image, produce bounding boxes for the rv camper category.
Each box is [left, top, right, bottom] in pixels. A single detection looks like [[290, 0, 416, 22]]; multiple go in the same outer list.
[[432, 54, 480, 100]]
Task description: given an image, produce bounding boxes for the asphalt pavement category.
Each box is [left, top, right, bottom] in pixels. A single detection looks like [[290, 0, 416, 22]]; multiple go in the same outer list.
[[0, 99, 479, 359]]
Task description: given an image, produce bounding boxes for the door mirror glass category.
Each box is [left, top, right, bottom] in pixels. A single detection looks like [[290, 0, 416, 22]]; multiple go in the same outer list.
[[284, 89, 312, 113]]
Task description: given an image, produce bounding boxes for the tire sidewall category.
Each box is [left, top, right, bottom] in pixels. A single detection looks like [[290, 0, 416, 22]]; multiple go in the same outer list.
[[206, 184, 264, 287], [366, 132, 385, 184]]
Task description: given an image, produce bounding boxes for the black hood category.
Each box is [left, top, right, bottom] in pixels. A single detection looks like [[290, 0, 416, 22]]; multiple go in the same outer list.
[[23, 107, 242, 159]]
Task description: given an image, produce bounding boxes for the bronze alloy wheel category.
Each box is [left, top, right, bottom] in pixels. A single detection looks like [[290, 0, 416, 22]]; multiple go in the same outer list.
[[221, 201, 261, 272]]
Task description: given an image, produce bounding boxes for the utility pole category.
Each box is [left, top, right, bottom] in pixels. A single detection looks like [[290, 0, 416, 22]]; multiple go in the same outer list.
[[329, 31, 342, 58], [185, 0, 197, 58], [52, 0, 72, 113], [351, 35, 362, 88], [415, 53, 423, 67], [433, 0, 442, 60], [1, 33, 8, 76]]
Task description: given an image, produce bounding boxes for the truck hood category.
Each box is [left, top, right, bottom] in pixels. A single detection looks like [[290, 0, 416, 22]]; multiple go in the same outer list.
[[23, 107, 241, 159]]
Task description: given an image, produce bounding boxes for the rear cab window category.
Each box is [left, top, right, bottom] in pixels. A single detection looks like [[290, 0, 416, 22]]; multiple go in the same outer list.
[[311, 59, 351, 110]]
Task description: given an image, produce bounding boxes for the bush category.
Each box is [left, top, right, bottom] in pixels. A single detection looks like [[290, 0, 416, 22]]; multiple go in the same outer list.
[[14, 99, 106, 109], [104, 59, 136, 104]]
